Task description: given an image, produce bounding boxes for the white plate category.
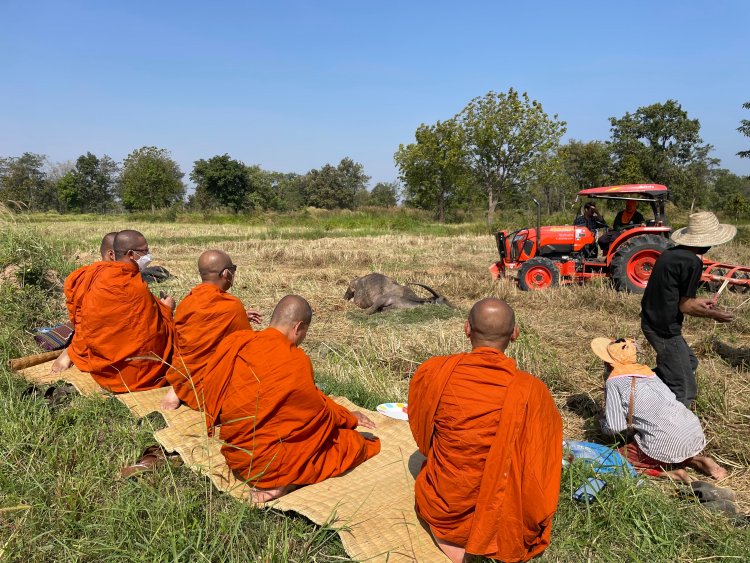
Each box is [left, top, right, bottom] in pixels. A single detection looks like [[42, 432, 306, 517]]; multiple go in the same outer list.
[[377, 402, 409, 420]]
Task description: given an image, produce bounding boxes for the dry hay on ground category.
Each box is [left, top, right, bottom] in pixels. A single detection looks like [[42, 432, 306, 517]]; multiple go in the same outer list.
[[39, 220, 750, 513]]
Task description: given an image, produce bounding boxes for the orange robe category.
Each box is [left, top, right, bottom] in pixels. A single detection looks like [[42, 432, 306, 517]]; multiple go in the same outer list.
[[65, 261, 174, 393], [408, 347, 562, 562], [202, 328, 381, 488], [167, 283, 252, 410]]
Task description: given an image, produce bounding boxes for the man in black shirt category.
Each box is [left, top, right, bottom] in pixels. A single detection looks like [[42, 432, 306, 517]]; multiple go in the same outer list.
[[574, 202, 608, 258], [573, 202, 608, 232], [641, 212, 736, 407]]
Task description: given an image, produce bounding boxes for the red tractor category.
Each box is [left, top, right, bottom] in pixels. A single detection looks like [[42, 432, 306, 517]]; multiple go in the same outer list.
[[490, 184, 750, 293]]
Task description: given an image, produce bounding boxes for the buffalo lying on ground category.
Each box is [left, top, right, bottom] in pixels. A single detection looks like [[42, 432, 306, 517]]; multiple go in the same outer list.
[[344, 273, 452, 314]]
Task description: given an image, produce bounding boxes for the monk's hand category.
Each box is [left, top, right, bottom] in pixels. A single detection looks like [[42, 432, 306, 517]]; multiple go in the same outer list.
[[246, 308, 262, 324], [160, 295, 176, 312], [353, 411, 376, 429]]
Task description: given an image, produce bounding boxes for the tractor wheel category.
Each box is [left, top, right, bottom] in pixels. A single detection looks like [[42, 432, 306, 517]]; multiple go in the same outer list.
[[518, 257, 560, 291], [611, 235, 672, 293]]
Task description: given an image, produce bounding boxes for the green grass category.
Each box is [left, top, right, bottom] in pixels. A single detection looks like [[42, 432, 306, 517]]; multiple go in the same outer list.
[[2, 213, 750, 561]]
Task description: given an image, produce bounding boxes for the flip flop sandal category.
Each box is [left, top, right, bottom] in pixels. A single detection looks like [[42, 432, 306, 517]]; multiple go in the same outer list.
[[44, 383, 78, 407], [21, 384, 43, 399], [120, 445, 182, 479], [687, 481, 737, 502]]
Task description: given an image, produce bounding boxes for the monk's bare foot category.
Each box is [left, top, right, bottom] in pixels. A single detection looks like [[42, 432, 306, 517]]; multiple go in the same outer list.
[[249, 485, 293, 504], [433, 534, 466, 563], [51, 349, 72, 373], [686, 455, 728, 480], [161, 387, 181, 411]]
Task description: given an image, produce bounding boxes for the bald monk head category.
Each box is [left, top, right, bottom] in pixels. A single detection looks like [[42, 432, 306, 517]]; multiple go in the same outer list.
[[114, 229, 151, 267], [270, 295, 313, 346], [198, 249, 236, 291], [464, 298, 519, 352], [100, 232, 117, 261]]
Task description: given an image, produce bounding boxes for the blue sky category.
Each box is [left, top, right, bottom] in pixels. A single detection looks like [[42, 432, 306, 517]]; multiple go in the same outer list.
[[1, 1, 748, 188]]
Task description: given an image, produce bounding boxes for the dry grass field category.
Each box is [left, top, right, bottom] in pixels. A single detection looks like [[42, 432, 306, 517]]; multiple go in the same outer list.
[[2, 211, 750, 560]]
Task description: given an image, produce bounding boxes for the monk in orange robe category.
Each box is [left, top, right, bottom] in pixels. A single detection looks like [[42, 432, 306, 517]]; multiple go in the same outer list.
[[59, 229, 175, 392], [408, 298, 563, 563], [202, 295, 381, 503], [51, 231, 118, 373], [161, 249, 261, 410]]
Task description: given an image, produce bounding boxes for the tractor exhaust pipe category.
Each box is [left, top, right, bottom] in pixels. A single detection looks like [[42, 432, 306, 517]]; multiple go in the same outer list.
[[532, 198, 541, 258]]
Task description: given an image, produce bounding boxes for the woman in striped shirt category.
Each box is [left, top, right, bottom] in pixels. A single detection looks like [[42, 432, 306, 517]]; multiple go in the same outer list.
[[591, 337, 727, 482]]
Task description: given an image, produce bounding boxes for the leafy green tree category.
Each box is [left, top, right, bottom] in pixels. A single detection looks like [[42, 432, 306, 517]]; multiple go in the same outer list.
[[739, 101, 750, 159], [713, 169, 750, 210], [558, 140, 613, 190], [529, 153, 576, 214], [57, 152, 118, 213], [395, 119, 472, 222], [608, 100, 714, 205], [369, 181, 399, 207], [119, 146, 185, 212], [265, 171, 305, 211], [457, 89, 567, 225], [244, 165, 281, 210], [0, 153, 57, 211], [304, 157, 370, 210], [723, 192, 750, 220], [191, 154, 249, 212]]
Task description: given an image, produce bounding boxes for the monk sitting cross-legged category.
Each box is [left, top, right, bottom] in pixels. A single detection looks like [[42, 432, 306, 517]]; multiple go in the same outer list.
[[61, 229, 175, 392], [161, 249, 262, 411], [51, 231, 118, 373], [202, 295, 381, 503], [408, 298, 563, 563]]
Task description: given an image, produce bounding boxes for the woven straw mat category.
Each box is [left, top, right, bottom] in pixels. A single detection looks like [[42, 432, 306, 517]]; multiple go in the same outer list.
[[13, 357, 446, 561]]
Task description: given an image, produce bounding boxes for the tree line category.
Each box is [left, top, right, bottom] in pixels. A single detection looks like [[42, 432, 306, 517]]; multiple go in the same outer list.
[[395, 92, 750, 223], [1, 93, 748, 222], [0, 150, 399, 214]]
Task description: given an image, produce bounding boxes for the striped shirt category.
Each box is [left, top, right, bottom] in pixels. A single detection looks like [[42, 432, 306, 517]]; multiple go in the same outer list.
[[601, 374, 706, 464]]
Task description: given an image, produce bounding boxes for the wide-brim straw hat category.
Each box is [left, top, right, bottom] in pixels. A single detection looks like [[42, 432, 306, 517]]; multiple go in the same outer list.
[[591, 337, 638, 365], [671, 211, 737, 247]]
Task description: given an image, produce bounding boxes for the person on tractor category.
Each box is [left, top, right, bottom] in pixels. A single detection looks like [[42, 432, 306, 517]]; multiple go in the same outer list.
[[613, 200, 645, 230], [573, 202, 608, 231], [574, 202, 608, 258], [598, 200, 646, 254], [640, 212, 736, 408]]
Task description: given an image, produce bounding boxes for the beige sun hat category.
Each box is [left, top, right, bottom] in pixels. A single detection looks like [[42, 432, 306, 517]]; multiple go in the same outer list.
[[591, 337, 638, 365], [670, 211, 737, 247]]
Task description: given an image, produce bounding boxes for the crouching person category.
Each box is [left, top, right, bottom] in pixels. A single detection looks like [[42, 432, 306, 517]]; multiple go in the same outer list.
[[201, 295, 381, 503], [408, 298, 563, 563], [591, 337, 727, 481]]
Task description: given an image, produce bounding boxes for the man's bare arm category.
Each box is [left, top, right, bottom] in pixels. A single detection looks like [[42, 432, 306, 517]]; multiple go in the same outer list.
[[679, 297, 734, 322]]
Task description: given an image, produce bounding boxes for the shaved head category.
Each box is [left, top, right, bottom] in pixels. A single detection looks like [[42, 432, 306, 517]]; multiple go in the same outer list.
[[270, 295, 313, 330], [466, 298, 517, 350], [198, 250, 234, 281], [100, 232, 117, 261], [114, 230, 148, 261]]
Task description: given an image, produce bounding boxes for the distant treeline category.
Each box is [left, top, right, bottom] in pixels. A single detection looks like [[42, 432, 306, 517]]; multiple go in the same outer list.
[[1, 94, 749, 223]]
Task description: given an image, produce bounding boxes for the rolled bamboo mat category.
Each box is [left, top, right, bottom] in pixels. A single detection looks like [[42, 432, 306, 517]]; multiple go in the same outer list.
[[9, 350, 63, 371]]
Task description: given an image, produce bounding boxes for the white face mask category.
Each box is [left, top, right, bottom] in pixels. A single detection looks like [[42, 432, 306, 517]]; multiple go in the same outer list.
[[133, 251, 153, 271]]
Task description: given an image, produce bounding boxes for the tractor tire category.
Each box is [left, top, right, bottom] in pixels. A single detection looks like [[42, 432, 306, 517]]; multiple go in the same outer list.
[[611, 235, 672, 293], [518, 257, 560, 291]]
